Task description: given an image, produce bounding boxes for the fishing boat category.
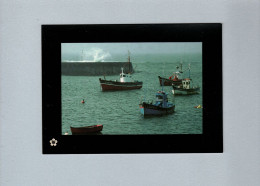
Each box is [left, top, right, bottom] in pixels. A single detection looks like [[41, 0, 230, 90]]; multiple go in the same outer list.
[[158, 63, 183, 86], [70, 124, 103, 135], [99, 67, 142, 91], [171, 64, 200, 95], [158, 74, 182, 86], [139, 90, 175, 116], [172, 78, 200, 95]]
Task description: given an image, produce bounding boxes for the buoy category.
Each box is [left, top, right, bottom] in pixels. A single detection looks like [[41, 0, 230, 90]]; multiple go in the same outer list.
[[194, 105, 202, 108], [81, 99, 85, 104]]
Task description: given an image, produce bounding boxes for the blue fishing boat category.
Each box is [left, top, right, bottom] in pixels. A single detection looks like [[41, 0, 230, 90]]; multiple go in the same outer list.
[[139, 90, 175, 116]]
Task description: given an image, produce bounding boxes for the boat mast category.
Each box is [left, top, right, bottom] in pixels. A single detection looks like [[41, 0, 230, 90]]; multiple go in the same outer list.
[[188, 64, 191, 78], [161, 79, 164, 92], [81, 50, 84, 61], [128, 50, 131, 73]]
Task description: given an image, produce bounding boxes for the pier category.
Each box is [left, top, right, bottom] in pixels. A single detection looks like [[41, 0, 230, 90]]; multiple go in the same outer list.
[[61, 62, 134, 76]]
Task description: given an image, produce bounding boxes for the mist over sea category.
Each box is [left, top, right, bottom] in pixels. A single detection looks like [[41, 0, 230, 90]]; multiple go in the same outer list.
[[62, 53, 202, 135]]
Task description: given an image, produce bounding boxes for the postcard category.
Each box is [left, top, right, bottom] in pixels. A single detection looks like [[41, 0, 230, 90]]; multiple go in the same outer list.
[[42, 24, 223, 154]]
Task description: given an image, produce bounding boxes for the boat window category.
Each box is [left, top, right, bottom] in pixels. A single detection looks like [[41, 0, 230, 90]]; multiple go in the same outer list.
[[123, 75, 126, 77]]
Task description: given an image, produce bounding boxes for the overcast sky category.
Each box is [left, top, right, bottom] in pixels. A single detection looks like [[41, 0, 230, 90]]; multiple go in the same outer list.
[[62, 42, 202, 55]]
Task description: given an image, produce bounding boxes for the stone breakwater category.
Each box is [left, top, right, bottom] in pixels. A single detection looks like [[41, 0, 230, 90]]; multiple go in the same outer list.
[[62, 62, 134, 76]]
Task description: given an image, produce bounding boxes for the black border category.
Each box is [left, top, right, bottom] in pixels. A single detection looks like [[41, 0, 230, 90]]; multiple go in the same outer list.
[[42, 24, 222, 154]]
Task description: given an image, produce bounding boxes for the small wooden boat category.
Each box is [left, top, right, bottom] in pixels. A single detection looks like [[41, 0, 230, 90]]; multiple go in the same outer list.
[[70, 125, 103, 135]]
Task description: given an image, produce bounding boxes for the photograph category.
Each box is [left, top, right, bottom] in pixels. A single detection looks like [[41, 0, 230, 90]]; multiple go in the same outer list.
[[61, 42, 203, 135], [42, 24, 222, 153]]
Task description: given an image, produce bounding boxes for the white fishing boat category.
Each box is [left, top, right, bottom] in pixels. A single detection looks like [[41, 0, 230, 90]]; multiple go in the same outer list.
[[99, 67, 143, 91], [172, 64, 200, 95]]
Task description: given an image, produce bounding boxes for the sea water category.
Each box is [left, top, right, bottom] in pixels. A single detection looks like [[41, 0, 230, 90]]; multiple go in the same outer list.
[[62, 53, 202, 135]]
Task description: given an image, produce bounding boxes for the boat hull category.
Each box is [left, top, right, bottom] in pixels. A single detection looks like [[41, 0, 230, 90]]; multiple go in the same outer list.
[[139, 102, 175, 116], [158, 76, 182, 86], [172, 87, 200, 95], [70, 125, 103, 135], [99, 78, 143, 91]]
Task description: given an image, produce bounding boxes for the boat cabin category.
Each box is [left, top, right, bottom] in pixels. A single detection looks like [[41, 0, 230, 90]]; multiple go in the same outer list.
[[120, 68, 134, 82], [155, 91, 169, 107], [182, 78, 191, 89]]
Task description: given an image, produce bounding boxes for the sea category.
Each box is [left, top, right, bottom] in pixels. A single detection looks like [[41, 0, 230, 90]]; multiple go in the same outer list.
[[62, 53, 202, 135]]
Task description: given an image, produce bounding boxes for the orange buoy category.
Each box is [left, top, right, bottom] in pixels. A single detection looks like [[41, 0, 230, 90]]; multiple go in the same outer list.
[[81, 99, 85, 104]]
